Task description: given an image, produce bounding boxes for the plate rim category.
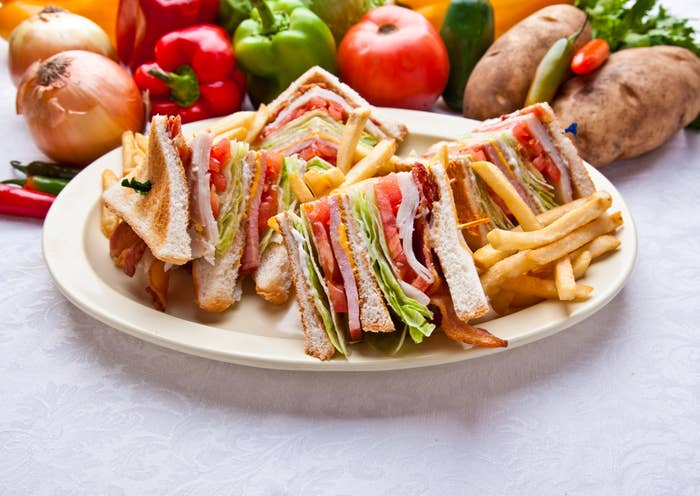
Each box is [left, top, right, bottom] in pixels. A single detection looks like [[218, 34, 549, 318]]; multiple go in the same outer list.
[[42, 109, 638, 372]]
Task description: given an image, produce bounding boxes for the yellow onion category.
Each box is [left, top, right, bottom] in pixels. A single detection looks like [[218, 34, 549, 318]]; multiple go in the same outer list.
[[16, 50, 145, 166], [8, 6, 115, 87]]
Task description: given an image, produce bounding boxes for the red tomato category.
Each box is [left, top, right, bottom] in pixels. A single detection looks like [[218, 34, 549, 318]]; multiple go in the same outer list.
[[210, 138, 231, 169], [374, 180, 411, 280], [210, 171, 227, 193], [258, 188, 278, 236], [210, 186, 220, 219], [306, 207, 347, 313], [571, 39, 610, 76], [338, 5, 449, 110], [298, 139, 337, 164]]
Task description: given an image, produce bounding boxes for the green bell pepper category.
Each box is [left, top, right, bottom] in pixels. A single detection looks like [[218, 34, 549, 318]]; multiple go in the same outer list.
[[234, 0, 337, 106]]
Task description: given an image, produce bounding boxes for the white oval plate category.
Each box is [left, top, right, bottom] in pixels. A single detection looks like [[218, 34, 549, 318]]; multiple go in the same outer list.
[[42, 109, 637, 371]]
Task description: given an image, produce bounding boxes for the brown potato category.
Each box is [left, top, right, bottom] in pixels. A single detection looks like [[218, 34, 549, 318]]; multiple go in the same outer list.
[[552, 46, 700, 167], [463, 4, 590, 120]]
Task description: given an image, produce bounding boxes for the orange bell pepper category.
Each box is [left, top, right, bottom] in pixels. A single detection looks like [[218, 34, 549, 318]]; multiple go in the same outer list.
[[0, 0, 118, 43], [492, 0, 573, 38], [399, 0, 451, 31], [402, 0, 573, 36]]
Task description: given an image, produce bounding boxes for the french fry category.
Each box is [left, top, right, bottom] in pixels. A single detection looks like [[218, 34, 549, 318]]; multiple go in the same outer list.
[[527, 212, 623, 266], [554, 256, 576, 301], [473, 197, 591, 269], [572, 250, 592, 279], [487, 191, 612, 251], [501, 275, 593, 301], [570, 234, 621, 262], [491, 290, 515, 316], [121, 131, 136, 176], [480, 250, 537, 296], [471, 160, 541, 231], [100, 169, 120, 238], [245, 104, 269, 143], [202, 111, 255, 136], [337, 107, 371, 174], [215, 126, 247, 141], [341, 139, 397, 188], [134, 132, 148, 153], [510, 292, 544, 308], [289, 171, 314, 203]]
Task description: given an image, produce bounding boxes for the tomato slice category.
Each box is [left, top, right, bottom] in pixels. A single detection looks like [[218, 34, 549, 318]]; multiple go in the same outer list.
[[468, 146, 488, 162], [513, 121, 561, 185], [306, 200, 347, 313], [210, 186, 220, 219], [210, 138, 231, 167], [298, 139, 338, 164], [210, 170, 227, 193], [374, 177, 413, 280]]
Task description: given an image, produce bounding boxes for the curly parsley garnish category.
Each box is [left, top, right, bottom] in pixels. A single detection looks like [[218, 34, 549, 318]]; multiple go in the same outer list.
[[121, 178, 152, 195]]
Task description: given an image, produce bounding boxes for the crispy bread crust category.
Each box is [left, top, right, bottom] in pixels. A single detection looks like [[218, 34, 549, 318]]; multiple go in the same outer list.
[[429, 163, 490, 321], [264, 66, 407, 141], [277, 212, 336, 361], [191, 150, 261, 312], [102, 116, 191, 265], [337, 194, 395, 333]]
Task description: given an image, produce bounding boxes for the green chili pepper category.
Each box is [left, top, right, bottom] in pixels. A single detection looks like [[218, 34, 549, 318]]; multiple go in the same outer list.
[[525, 19, 587, 106], [2, 176, 69, 196], [233, 0, 337, 105], [10, 160, 80, 180]]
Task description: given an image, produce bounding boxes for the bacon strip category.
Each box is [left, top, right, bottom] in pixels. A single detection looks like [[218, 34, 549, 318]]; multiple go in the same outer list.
[[431, 288, 507, 348], [109, 222, 146, 277]]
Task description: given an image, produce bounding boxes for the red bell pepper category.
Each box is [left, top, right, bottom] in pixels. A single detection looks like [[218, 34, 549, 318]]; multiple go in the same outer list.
[[117, 0, 219, 70], [133, 24, 246, 123]]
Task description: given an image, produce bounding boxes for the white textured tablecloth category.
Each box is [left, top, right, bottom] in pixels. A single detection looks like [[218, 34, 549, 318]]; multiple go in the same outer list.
[[1, 4, 699, 492]]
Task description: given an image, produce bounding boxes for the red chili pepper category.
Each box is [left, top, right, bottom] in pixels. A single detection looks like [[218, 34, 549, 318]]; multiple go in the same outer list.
[[571, 39, 610, 75], [117, 0, 219, 70], [134, 24, 246, 123], [0, 184, 55, 219]]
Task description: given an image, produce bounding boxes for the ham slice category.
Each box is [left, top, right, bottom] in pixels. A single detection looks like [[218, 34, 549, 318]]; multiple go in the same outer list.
[[188, 132, 218, 264], [329, 196, 361, 340], [264, 86, 384, 138], [240, 168, 264, 275]]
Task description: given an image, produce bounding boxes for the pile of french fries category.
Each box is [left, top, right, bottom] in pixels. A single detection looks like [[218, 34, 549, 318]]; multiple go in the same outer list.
[[100, 130, 149, 238], [468, 161, 623, 315]]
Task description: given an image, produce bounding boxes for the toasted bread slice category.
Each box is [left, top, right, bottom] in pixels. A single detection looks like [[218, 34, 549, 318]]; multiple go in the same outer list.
[[192, 150, 261, 312], [428, 162, 490, 321], [277, 212, 336, 361], [264, 65, 407, 142], [254, 242, 292, 305], [337, 194, 395, 333], [103, 116, 191, 265], [445, 156, 493, 249]]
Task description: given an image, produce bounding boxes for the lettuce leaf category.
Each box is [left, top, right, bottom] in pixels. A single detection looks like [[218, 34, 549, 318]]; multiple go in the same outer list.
[[215, 142, 249, 258], [498, 136, 558, 211], [289, 212, 348, 356], [351, 190, 435, 344], [260, 113, 378, 151]]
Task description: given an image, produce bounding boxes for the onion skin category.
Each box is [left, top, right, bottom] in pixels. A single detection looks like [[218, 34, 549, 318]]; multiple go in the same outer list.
[[8, 7, 116, 87], [16, 50, 144, 166]]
